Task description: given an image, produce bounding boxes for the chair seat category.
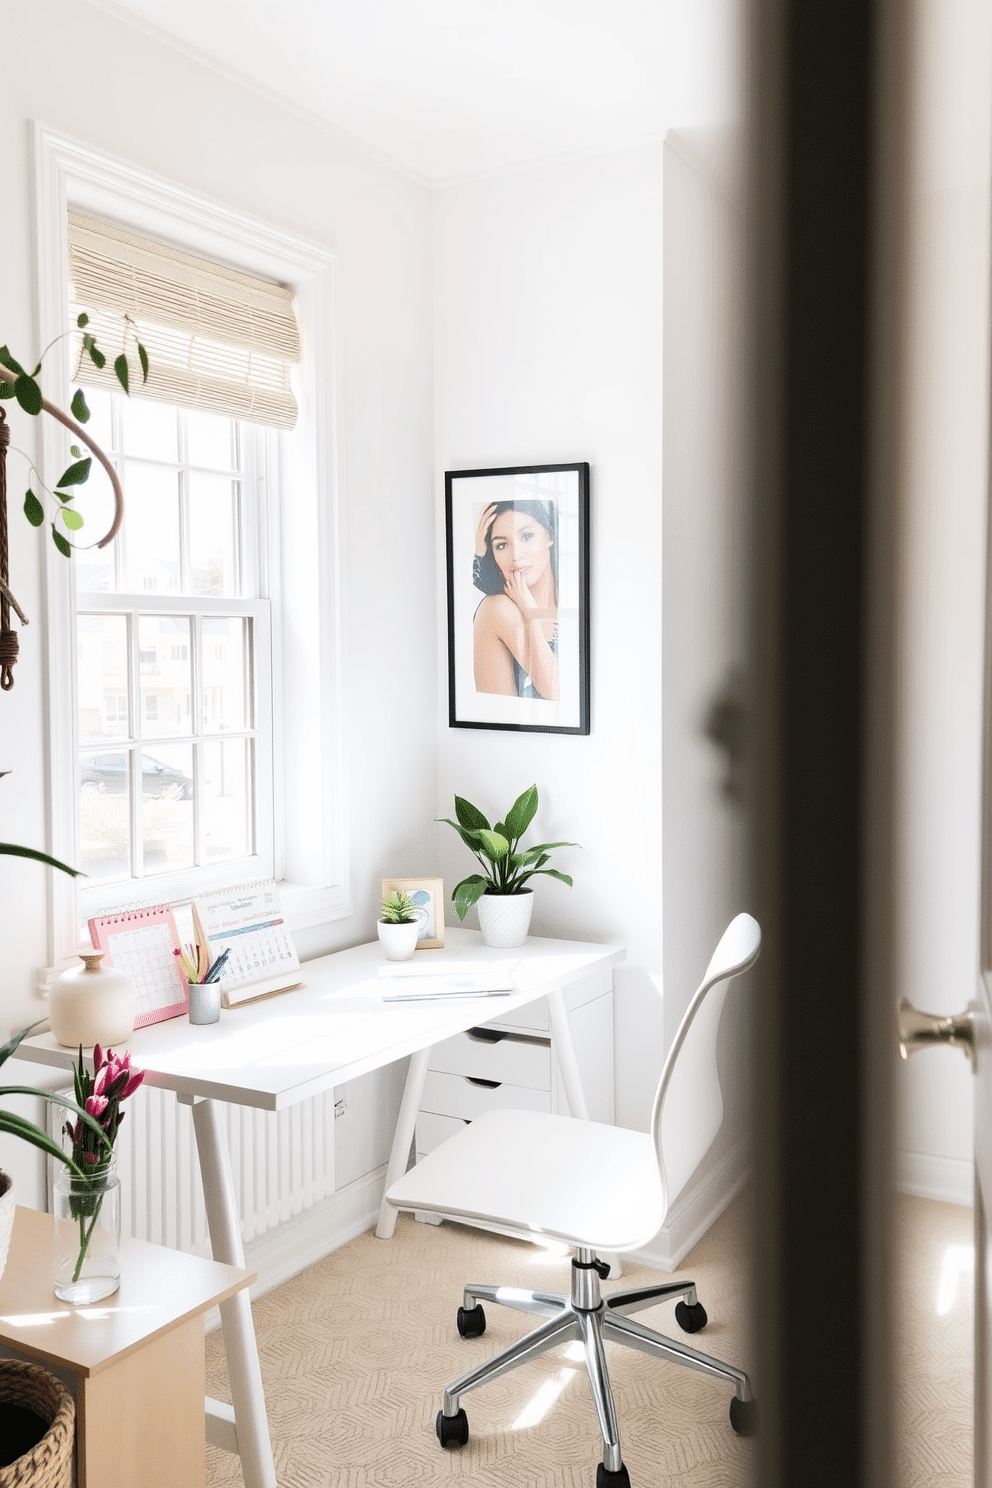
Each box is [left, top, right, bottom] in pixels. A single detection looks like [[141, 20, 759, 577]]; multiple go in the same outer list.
[[386, 1108, 665, 1253]]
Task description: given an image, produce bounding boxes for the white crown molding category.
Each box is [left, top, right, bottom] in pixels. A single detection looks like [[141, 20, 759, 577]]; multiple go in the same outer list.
[[82, 0, 679, 194], [81, 0, 434, 190]]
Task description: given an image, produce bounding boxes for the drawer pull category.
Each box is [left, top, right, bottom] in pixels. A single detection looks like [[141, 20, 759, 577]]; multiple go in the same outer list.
[[465, 1076, 501, 1089], [467, 1028, 506, 1044]]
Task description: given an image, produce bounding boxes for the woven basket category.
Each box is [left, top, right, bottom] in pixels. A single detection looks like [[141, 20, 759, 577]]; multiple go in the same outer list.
[[0, 1361, 74, 1488]]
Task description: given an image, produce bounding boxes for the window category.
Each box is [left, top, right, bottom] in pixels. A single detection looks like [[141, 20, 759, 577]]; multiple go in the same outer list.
[[37, 128, 348, 952], [74, 391, 272, 902]]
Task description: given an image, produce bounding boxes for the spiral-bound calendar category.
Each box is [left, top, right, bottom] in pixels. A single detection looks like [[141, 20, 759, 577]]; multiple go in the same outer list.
[[191, 879, 303, 1007], [88, 904, 190, 1028]]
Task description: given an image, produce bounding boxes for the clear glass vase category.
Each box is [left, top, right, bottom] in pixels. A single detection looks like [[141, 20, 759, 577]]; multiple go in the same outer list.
[[53, 1156, 121, 1303]]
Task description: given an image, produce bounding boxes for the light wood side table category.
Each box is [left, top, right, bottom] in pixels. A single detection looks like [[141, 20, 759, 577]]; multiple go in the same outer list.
[[0, 1206, 254, 1488]]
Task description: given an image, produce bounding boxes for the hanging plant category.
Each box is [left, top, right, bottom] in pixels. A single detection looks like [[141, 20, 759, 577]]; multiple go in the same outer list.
[[0, 313, 147, 689]]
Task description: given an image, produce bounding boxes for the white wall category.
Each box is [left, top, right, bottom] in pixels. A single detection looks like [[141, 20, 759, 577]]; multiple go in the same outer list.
[[895, 0, 992, 1205], [0, 0, 437, 1198], [432, 144, 667, 1131], [662, 131, 748, 1174]]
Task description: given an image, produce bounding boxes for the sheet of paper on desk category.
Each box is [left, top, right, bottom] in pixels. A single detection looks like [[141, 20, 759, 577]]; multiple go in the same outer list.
[[377, 961, 515, 999]]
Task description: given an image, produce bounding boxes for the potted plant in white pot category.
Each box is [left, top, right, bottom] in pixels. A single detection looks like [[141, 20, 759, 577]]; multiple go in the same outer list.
[[377, 889, 422, 961], [438, 784, 578, 948]]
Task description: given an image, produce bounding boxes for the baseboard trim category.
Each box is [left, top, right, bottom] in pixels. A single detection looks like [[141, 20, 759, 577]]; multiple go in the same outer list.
[[896, 1149, 972, 1208], [632, 1135, 749, 1273]]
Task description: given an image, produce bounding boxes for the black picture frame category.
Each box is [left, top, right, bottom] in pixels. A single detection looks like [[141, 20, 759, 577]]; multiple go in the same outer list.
[[445, 462, 590, 735]]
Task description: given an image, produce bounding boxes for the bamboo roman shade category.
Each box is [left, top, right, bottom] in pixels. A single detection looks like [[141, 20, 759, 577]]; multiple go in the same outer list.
[[67, 212, 301, 429]]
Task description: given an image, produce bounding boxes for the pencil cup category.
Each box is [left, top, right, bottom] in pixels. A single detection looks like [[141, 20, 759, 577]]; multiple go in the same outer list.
[[188, 981, 221, 1025]]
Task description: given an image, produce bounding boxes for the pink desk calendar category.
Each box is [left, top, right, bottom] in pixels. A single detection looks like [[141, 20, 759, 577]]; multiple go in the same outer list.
[[88, 905, 190, 1028]]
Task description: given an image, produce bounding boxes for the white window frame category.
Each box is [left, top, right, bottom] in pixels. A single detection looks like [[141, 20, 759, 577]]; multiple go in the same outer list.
[[34, 124, 350, 962]]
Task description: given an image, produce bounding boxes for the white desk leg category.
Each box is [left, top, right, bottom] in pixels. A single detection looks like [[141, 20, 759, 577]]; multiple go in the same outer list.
[[547, 986, 590, 1121], [375, 1045, 431, 1239], [190, 1097, 277, 1488]]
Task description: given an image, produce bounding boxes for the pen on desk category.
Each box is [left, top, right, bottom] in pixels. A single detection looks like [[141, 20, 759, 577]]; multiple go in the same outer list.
[[203, 946, 231, 984]]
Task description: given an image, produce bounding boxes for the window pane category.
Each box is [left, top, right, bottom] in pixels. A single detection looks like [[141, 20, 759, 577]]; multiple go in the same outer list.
[[142, 742, 194, 875], [75, 537, 115, 595], [138, 615, 191, 738], [186, 410, 236, 471], [79, 749, 131, 880], [77, 614, 129, 742], [201, 617, 248, 733], [189, 473, 239, 596], [123, 463, 181, 593], [122, 398, 178, 463], [202, 738, 250, 863]]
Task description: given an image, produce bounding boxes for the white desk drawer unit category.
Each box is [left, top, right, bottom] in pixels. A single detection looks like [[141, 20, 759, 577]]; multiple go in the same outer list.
[[414, 969, 615, 1164]]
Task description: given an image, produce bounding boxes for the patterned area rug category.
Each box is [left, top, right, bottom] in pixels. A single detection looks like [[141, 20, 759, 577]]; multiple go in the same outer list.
[[206, 1202, 756, 1488], [205, 1193, 972, 1487], [894, 1195, 972, 1488]]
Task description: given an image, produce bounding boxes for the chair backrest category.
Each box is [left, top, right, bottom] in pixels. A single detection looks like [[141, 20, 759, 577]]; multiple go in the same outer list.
[[649, 913, 761, 1215]]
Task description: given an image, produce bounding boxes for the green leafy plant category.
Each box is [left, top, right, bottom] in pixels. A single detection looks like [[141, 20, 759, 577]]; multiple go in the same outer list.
[[380, 889, 418, 924], [0, 314, 147, 620], [438, 784, 579, 921]]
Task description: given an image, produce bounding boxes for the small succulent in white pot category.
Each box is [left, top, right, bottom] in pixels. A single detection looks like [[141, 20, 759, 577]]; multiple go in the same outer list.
[[438, 784, 578, 947], [377, 889, 421, 961]]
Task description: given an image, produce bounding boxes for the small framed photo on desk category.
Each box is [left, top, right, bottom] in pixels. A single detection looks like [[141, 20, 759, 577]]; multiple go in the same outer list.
[[381, 877, 444, 949]]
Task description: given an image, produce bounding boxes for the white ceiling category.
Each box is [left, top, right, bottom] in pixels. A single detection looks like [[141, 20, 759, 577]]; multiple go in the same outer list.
[[93, 0, 739, 185]]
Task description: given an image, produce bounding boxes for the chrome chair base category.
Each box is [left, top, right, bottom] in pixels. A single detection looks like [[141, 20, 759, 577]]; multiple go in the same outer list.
[[438, 1249, 754, 1479]]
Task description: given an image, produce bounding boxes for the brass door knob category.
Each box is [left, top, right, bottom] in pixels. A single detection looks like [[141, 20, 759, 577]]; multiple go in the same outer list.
[[897, 997, 975, 1068]]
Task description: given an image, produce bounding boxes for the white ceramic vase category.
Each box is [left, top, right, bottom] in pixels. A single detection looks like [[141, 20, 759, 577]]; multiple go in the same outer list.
[[49, 950, 137, 1049], [477, 889, 535, 948], [377, 919, 420, 961], [0, 1170, 15, 1286]]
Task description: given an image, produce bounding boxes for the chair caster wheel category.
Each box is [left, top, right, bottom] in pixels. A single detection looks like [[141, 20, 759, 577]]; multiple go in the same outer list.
[[596, 1463, 631, 1488], [675, 1300, 708, 1333], [730, 1396, 759, 1436], [457, 1303, 487, 1337], [436, 1408, 469, 1448]]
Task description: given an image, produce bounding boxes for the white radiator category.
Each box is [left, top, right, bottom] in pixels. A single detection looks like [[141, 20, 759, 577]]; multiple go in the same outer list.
[[49, 1084, 337, 1256]]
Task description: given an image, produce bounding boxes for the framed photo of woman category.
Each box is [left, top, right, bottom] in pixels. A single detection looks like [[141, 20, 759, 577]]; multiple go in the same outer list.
[[445, 462, 590, 734]]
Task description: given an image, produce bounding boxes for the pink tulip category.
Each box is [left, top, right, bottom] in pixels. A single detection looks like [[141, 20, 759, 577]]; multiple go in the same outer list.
[[85, 1094, 108, 1118], [121, 1071, 144, 1099], [92, 1043, 103, 1073]]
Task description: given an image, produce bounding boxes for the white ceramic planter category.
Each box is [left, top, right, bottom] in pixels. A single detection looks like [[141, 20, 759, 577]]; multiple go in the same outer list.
[[477, 890, 535, 948], [377, 919, 420, 961], [0, 1170, 15, 1286], [50, 950, 136, 1049]]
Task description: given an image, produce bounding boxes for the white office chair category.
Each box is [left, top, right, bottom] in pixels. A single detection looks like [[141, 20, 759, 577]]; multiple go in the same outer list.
[[384, 912, 762, 1488]]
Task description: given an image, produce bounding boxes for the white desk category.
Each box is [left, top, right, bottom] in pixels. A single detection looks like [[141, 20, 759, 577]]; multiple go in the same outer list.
[[19, 928, 624, 1488]]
